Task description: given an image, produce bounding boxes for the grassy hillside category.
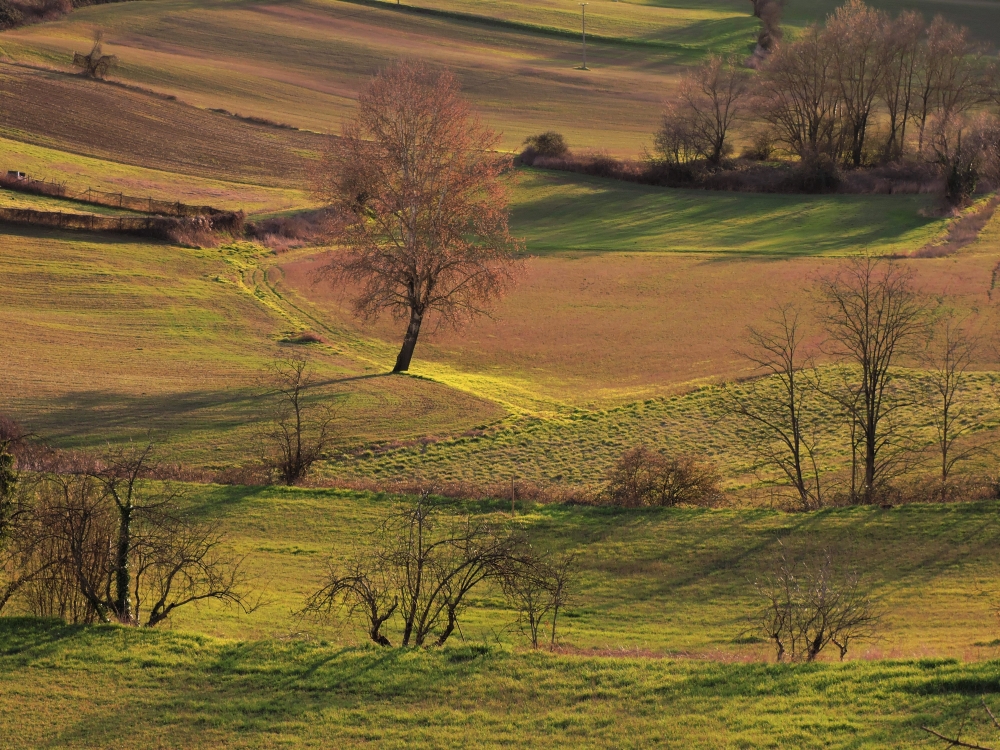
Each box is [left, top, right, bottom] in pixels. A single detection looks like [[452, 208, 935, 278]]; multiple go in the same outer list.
[[6, 488, 1000, 747], [4, 484, 1000, 656], [4, 618, 1000, 749], [509, 170, 945, 256], [0, 229, 502, 465], [1, 175, 996, 476]]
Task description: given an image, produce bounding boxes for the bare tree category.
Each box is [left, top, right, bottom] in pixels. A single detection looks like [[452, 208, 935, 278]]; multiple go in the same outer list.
[[726, 305, 823, 510], [912, 17, 987, 160], [881, 11, 924, 160], [669, 56, 750, 166], [34, 447, 256, 627], [653, 102, 699, 166], [819, 255, 928, 503], [72, 31, 118, 80], [258, 359, 336, 486], [503, 551, 577, 649], [750, 547, 882, 662], [318, 61, 523, 373], [91, 442, 158, 624], [922, 317, 988, 500], [305, 493, 522, 647], [757, 25, 844, 159], [136, 515, 256, 628], [303, 550, 398, 645], [827, 1, 891, 167]]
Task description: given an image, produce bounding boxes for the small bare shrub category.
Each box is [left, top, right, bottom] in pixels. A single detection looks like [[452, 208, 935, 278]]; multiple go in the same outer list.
[[73, 32, 118, 80], [750, 547, 882, 662], [257, 359, 337, 486], [605, 446, 722, 507], [304, 493, 524, 647], [503, 551, 577, 649]]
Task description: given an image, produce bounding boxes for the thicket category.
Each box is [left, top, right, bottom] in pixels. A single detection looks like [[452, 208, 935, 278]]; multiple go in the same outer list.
[[0, 431, 256, 626]]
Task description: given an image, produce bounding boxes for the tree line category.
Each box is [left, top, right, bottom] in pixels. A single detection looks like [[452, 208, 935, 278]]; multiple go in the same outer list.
[[725, 253, 991, 508], [658, 0, 998, 201]]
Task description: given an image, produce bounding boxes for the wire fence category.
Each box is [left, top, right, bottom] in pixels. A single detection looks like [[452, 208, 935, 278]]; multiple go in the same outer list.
[[1, 173, 227, 217], [74, 187, 227, 217]]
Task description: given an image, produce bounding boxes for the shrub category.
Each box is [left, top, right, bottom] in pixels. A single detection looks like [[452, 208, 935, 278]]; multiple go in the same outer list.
[[944, 150, 979, 206], [742, 130, 776, 162], [605, 446, 722, 507], [0, 0, 23, 28], [521, 131, 568, 163], [783, 153, 841, 193]]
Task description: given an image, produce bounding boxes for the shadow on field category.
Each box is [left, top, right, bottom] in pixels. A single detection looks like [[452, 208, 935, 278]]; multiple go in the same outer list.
[[530, 503, 1000, 604], [0, 617, 87, 658], [14, 387, 262, 444], [11, 374, 390, 448], [36, 637, 501, 748]]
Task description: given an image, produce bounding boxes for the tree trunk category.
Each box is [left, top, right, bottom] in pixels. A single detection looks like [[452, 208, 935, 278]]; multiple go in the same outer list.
[[115, 502, 133, 623], [864, 431, 877, 504], [393, 306, 424, 373]]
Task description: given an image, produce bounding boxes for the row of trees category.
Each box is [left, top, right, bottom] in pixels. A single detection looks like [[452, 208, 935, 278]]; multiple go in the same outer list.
[[726, 254, 989, 508], [660, 1, 995, 173]]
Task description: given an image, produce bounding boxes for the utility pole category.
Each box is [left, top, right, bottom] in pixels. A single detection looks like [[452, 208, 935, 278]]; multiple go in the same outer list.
[[579, 3, 589, 70]]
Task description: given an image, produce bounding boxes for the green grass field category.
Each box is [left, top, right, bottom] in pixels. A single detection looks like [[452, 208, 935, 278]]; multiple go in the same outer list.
[[5, 619, 1000, 748], [511, 169, 946, 256], [4, 0, 1000, 745], [5, 488, 1000, 747]]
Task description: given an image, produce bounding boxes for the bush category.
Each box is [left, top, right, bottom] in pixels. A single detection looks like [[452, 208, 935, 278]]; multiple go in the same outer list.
[[0, 0, 23, 28], [944, 150, 979, 206], [742, 131, 776, 162], [783, 153, 841, 193], [605, 446, 722, 507], [521, 132, 568, 164]]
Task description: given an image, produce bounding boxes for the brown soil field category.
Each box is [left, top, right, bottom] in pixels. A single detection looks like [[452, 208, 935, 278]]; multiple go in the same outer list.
[[0, 65, 324, 186], [0, 0, 686, 154], [277, 245, 1000, 406]]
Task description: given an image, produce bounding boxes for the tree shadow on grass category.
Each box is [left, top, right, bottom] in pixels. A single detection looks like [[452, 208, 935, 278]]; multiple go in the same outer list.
[[40, 638, 506, 748], [10, 373, 392, 449]]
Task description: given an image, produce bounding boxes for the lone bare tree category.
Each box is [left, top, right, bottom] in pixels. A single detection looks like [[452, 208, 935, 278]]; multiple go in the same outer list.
[[258, 359, 336, 485], [725, 305, 823, 510], [318, 61, 523, 373], [819, 255, 927, 503]]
